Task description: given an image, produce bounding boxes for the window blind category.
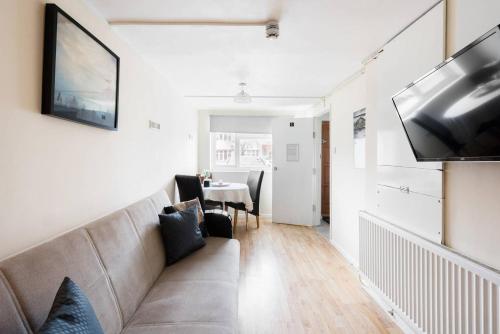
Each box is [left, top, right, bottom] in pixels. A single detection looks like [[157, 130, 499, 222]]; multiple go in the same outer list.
[[209, 115, 273, 134]]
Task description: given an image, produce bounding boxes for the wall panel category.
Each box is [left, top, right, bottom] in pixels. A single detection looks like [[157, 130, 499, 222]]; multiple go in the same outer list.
[[372, 2, 445, 243], [444, 0, 500, 271], [0, 0, 197, 260]]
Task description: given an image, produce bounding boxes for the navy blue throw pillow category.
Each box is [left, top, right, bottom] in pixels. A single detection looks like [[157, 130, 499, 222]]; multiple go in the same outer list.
[[164, 205, 209, 238], [38, 277, 104, 334], [159, 205, 206, 265]]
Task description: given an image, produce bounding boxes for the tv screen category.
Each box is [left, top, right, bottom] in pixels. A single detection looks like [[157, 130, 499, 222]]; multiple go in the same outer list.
[[393, 25, 500, 161]]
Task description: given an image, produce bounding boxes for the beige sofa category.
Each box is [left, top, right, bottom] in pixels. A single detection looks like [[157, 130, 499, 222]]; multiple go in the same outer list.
[[0, 190, 240, 334]]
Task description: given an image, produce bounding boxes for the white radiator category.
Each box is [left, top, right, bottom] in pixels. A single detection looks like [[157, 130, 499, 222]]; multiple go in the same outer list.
[[359, 211, 500, 334]]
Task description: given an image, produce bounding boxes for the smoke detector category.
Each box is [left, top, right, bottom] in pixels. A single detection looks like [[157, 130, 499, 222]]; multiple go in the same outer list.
[[233, 83, 252, 104], [266, 20, 279, 39]]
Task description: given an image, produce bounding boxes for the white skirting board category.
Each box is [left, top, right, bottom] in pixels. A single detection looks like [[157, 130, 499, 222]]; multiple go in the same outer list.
[[330, 237, 359, 269]]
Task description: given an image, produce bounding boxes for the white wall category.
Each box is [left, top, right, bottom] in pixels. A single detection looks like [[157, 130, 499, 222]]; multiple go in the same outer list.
[[444, 0, 500, 270], [364, 62, 379, 214], [328, 75, 367, 266], [371, 2, 445, 243], [330, 0, 500, 271], [198, 110, 272, 216], [0, 0, 197, 260], [330, 2, 444, 264]]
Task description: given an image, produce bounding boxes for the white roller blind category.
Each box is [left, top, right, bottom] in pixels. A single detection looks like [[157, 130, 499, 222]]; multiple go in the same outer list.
[[209, 115, 273, 134]]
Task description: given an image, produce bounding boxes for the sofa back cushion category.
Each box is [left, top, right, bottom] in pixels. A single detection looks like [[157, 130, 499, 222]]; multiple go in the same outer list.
[[0, 229, 121, 334], [0, 271, 30, 334], [125, 198, 165, 281], [148, 189, 171, 213], [86, 210, 153, 324]]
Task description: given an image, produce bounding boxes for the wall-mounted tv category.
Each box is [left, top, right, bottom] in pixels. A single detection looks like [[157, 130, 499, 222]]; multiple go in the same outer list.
[[393, 25, 500, 161], [42, 4, 120, 130]]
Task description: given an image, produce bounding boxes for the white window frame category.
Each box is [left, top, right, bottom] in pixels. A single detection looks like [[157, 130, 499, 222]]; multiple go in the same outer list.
[[210, 132, 272, 171]]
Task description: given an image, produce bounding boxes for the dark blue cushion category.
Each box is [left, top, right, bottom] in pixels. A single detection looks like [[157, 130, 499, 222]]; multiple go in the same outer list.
[[38, 277, 104, 334], [159, 205, 206, 265], [164, 205, 209, 238]]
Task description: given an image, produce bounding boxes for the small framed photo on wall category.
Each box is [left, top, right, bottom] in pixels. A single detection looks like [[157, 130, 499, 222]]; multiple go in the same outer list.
[[353, 108, 366, 168]]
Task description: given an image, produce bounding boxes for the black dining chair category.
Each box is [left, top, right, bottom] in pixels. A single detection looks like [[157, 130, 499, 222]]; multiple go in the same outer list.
[[225, 170, 264, 230], [175, 175, 232, 238], [174, 175, 222, 211]]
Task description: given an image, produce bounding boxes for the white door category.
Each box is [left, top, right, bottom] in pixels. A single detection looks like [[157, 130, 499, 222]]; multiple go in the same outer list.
[[272, 117, 314, 226]]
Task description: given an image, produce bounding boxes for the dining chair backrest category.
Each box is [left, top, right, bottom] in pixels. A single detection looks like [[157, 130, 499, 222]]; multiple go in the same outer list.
[[174, 175, 207, 212], [247, 170, 264, 215]]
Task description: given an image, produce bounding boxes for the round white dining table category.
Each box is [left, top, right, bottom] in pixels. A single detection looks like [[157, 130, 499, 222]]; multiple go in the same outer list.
[[203, 183, 253, 212]]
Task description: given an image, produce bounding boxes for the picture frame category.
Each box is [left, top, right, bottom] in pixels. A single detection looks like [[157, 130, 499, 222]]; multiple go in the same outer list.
[[42, 4, 120, 130], [353, 108, 366, 168]]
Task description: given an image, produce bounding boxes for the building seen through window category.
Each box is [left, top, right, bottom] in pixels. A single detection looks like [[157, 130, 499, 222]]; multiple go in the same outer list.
[[212, 133, 272, 169]]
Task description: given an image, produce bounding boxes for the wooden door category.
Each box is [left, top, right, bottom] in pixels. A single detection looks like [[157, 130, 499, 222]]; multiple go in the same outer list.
[[321, 121, 330, 217]]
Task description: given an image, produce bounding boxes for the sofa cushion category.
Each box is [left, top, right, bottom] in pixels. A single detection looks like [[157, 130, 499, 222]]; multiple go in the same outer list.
[[125, 198, 165, 281], [166, 197, 208, 237], [86, 210, 152, 325], [124, 237, 240, 334], [0, 271, 30, 334], [159, 237, 239, 283], [149, 190, 172, 214], [159, 206, 206, 265], [169, 198, 204, 224], [38, 277, 104, 334], [123, 323, 234, 334], [0, 229, 121, 334]]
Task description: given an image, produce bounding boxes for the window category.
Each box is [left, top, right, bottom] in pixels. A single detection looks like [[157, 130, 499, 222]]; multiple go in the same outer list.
[[211, 132, 272, 170], [213, 133, 236, 167]]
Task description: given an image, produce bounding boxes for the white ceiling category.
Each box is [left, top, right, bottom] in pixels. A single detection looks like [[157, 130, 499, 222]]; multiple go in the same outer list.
[[86, 0, 437, 113]]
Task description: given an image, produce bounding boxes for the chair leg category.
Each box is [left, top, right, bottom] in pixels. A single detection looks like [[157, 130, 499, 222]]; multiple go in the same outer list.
[[245, 211, 248, 230], [256, 215, 260, 228], [233, 209, 238, 230]]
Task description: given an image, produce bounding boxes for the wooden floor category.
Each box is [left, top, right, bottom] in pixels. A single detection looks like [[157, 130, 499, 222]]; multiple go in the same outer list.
[[233, 217, 402, 334]]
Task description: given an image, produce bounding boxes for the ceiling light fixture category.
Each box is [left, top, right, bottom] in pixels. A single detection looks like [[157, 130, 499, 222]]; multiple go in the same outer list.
[[266, 20, 279, 39], [233, 83, 252, 104]]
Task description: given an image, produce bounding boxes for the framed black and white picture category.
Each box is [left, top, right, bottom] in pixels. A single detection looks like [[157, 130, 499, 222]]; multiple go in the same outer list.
[[42, 4, 120, 130], [353, 108, 366, 168]]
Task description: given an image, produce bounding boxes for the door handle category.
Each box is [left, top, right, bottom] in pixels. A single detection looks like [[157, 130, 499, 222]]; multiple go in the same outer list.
[[273, 166, 278, 171]]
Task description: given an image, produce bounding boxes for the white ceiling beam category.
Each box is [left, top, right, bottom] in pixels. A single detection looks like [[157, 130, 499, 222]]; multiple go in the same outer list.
[[108, 20, 268, 27], [184, 96, 323, 99]]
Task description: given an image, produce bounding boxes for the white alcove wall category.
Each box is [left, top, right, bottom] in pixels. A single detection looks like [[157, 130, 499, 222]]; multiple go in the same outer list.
[[372, 2, 446, 243]]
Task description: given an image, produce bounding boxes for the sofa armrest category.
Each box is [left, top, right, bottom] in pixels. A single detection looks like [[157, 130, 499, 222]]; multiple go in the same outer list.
[[204, 210, 233, 238]]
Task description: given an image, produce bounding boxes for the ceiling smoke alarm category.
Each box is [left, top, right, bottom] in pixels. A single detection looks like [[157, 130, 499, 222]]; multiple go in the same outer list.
[[233, 83, 252, 104], [266, 21, 279, 39]]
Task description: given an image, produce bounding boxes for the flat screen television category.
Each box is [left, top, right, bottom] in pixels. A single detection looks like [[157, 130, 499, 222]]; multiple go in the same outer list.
[[393, 25, 500, 161]]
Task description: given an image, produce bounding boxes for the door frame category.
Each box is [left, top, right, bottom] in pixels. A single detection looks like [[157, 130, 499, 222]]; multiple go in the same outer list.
[[313, 108, 331, 230]]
